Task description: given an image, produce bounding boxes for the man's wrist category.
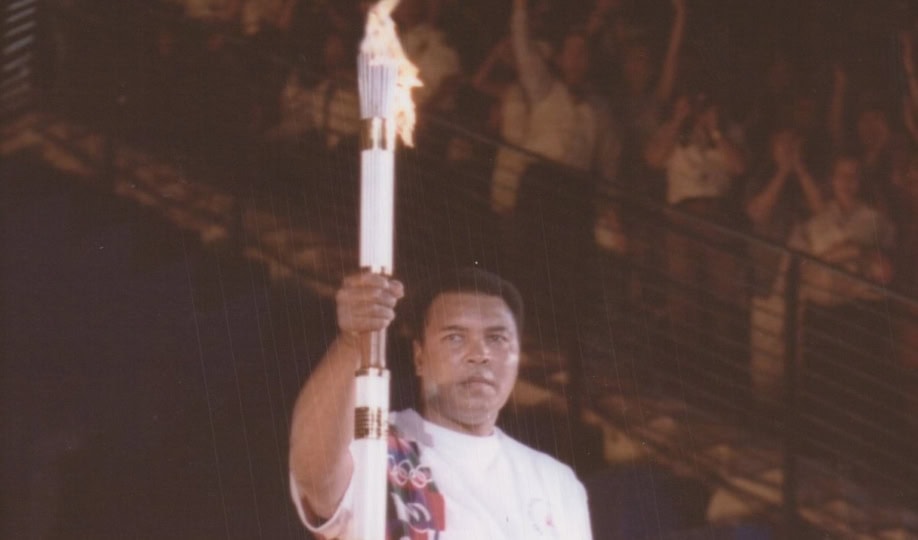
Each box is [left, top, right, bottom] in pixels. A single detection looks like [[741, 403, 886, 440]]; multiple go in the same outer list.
[[338, 331, 360, 349]]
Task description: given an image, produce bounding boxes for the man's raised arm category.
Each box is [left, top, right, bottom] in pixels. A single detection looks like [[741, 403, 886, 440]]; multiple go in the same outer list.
[[511, 0, 552, 105], [289, 273, 404, 522]]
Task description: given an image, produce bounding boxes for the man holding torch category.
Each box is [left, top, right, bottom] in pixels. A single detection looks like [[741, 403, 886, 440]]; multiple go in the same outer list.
[[289, 268, 593, 539], [288, 1, 591, 538]]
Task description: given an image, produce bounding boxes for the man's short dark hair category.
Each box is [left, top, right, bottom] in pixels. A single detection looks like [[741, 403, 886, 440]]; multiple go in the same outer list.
[[404, 268, 524, 342]]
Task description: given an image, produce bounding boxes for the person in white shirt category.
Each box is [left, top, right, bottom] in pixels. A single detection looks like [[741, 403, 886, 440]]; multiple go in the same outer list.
[[644, 92, 749, 399], [492, 0, 620, 214], [788, 154, 895, 304], [788, 155, 901, 471], [289, 268, 592, 539], [496, 0, 622, 389]]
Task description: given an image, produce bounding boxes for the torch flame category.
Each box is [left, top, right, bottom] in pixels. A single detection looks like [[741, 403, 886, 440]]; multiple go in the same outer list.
[[361, 0, 422, 147]]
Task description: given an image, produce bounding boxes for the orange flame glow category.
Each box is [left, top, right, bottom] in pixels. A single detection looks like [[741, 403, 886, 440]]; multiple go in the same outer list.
[[361, 0, 422, 147]]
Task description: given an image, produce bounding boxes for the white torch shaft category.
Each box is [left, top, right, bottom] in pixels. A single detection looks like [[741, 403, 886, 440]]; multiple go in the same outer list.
[[353, 1, 420, 536], [359, 147, 395, 274], [352, 78, 395, 540], [351, 369, 390, 540], [353, 5, 400, 538]]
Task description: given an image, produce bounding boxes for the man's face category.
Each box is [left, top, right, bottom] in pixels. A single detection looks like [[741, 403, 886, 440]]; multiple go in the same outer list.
[[413, 293, 520, 436]]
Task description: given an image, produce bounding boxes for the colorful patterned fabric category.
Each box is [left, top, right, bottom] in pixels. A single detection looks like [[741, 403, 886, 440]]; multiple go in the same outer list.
[[386, 425, 446, 540]]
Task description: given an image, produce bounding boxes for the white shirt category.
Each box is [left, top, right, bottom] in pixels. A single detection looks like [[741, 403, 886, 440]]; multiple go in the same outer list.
[[787, 200, 896, 304], [292, 409, 592, 540], [525, 83, 600, 171], [492, 5, 619, 214], [509, 7, 618, 179], [790, 200, 895, 257], [666, 140, 735, 205]]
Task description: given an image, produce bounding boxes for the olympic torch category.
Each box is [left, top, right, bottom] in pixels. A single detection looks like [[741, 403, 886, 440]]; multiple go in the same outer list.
[[353, 2, 420, 538]]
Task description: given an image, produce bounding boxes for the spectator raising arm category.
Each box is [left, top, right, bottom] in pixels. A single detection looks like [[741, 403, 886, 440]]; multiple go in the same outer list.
[[654, 0, 687, 104], [289, 273, 404, 522], [511, 0, 552, 105]]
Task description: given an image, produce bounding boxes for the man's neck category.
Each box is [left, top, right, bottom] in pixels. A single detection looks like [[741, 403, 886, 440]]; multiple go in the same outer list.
[[422, 408, 496, 437]]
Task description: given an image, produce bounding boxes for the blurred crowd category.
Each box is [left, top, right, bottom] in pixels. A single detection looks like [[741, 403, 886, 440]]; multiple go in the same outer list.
[[45, 0, 918, 446], [128, 0, 918, 299]]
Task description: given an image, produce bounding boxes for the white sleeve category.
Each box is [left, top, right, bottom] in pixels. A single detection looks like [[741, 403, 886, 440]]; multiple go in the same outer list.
[[510, 2, 552, 104], [289, 469, 356, 540], [566, 473, 594, 540]]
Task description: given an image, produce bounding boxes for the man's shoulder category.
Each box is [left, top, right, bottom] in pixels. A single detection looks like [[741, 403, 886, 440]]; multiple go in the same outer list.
[[497, 430, 581, 481]]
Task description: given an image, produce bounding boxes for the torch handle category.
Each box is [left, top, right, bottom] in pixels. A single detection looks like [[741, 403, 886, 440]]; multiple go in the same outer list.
[[360, 328, 388, 370]]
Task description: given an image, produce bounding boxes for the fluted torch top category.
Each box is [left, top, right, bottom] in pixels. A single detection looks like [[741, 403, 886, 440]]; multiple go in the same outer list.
[[358, 0, 422, 147]]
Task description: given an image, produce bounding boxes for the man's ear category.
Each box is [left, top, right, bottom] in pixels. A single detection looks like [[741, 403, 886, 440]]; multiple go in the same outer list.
[[412, 339, 423, 376]]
